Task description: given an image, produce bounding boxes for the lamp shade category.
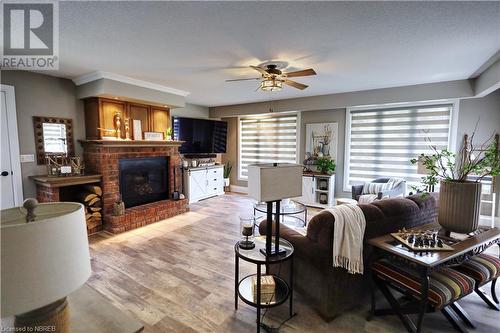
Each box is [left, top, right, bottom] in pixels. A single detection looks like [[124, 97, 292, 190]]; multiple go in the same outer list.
[[1, 202, 91, 317], [248, 163, 302, 202]]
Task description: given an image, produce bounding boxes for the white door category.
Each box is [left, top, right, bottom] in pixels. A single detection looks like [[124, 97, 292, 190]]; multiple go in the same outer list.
[[189, 169, 208, 201], [1, 85, 22, 209], [302, 176, 316, 204]]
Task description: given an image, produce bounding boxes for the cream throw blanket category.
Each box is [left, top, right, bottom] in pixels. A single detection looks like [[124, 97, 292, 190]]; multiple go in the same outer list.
[[325, 204, 366, 274]]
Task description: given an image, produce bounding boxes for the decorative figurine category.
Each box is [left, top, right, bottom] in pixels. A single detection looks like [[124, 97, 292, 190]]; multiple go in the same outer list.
[[113, 112, 122, 139], [124, 118, 130, 140]]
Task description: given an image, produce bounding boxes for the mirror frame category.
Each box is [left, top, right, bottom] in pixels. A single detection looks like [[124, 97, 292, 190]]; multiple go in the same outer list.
[[33, 116, 75, 165]]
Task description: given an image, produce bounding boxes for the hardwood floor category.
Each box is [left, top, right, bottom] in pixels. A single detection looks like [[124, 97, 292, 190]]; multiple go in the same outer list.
[[88, 193, 499, 333]]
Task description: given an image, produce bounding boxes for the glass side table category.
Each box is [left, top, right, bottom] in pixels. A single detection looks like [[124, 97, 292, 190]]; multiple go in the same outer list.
[[234, 236, 295, 333], [253, 200, 307, 229]]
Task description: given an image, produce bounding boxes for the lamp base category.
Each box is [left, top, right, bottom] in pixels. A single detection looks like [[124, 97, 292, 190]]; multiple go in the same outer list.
[[14, 297, 69, 333], [238, 240, 255, 249]]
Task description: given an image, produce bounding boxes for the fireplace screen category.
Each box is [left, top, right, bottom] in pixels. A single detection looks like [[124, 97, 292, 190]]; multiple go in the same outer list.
[[119, 157, 169, 208]]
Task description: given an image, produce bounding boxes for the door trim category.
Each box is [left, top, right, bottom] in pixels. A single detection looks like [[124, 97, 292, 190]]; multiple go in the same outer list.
[[1, 84, 23, 206]]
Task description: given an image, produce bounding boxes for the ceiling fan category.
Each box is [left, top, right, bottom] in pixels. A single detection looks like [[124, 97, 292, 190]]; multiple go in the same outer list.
[[226, 64, 317, 91]]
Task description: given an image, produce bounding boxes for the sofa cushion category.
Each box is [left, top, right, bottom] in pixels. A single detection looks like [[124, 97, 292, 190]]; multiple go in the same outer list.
[[453, 253, 500, 286], [372, 258, 475, 309]]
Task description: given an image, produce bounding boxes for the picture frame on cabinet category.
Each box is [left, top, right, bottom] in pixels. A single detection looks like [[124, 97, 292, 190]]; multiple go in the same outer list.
[[133, 120, 142, 140]]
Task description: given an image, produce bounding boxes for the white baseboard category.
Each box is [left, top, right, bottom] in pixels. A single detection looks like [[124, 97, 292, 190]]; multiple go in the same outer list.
[[229, 185, 248, 194]]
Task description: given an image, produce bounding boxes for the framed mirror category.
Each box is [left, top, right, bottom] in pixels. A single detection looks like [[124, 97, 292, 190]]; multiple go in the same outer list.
[[33, 116, 75, 164]]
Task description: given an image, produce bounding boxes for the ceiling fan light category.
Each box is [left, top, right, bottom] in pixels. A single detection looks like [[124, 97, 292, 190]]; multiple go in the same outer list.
[[260, 79, 282, 92]]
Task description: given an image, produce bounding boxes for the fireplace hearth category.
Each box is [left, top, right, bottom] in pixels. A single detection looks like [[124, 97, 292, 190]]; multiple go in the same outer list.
[[119, 157, 169, 208]]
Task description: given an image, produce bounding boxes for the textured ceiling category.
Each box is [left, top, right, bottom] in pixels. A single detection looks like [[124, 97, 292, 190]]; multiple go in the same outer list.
[[56, 1, 499, 106]]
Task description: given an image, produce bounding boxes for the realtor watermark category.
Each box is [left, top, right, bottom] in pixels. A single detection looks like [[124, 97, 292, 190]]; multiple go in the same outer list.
[[1, 0, 59, 70]]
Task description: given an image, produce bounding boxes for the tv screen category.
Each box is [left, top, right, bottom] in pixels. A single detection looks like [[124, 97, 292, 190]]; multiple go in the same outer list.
[[173, 117, 227, 154]]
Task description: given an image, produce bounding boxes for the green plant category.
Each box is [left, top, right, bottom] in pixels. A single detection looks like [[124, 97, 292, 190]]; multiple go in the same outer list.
[[411, 129, 499, 188], [223, 161, 232, 178], [316, 157, 336, 174], [165, 127, 173, 139]]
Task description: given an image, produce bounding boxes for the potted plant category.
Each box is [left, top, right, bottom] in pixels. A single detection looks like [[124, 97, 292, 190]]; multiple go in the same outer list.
[[316, 157, 336, 175], [223, 161, 232, 187], [165, 127, 173, 141], [411, 133, 499, 234]]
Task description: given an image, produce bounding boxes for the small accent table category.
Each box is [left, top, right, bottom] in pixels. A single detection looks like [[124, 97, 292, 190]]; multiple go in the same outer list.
[[368, 223, 500, 333], [234, 237, 295, 333], [254, 200, 307, 228]]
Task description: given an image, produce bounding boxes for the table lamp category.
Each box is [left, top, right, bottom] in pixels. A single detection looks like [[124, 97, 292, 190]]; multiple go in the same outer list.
[[248, 163, 302, 256], [1, 200, 91, 332]]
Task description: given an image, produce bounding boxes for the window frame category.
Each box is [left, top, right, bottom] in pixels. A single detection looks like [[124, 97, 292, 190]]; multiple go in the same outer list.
[[343, 100, 459, 192]]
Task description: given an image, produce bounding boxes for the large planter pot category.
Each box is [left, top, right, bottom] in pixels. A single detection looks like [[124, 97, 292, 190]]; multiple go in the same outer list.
[[438, 180, 482, 234]]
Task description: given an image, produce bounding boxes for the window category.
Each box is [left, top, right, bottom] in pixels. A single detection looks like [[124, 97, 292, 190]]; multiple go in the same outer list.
[[344, 103, 456, 191], [239, 113, 298, 180]]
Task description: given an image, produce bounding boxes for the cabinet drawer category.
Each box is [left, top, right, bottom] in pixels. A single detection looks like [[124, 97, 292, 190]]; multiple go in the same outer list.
[[208, 167, 223, 177]]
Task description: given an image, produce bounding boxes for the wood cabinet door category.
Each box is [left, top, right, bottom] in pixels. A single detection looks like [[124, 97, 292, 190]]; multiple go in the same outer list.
[[100, 99, 126, 138], [150, 108, 170, 135], [128, 103, 150, 136]]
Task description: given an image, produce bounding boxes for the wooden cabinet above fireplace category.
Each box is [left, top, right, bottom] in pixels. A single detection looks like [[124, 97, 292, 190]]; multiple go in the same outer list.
[[83, 97, 170, 140]]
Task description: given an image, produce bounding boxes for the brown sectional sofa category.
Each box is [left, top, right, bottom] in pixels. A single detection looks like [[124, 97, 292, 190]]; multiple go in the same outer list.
[[258, 195, 437, 321]]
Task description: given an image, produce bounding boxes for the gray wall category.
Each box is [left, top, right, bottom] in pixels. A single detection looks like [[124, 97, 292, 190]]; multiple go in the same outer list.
[[1, 71, 85, 198], [210, 79, 474, 118], [171, 103, 209, 119], [457, 89, 500, 149], [457, 89, 500, 216], [300, 109, 349, 197]]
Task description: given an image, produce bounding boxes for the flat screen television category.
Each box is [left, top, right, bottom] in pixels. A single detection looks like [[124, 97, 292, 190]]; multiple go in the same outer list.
[[173, 116, 227, 154]]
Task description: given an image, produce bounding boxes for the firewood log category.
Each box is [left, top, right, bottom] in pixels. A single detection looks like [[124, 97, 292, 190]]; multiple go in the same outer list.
[[83, 185, 102, 196], [78, 192, 98, 203], [87, 197, 100, 206]]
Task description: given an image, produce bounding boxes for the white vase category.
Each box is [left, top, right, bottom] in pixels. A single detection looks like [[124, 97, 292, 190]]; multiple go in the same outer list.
[[224, 178, 230, 187]]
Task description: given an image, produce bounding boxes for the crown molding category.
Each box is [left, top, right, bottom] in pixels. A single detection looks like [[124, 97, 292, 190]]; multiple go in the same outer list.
[[72, 71, 190, 97]]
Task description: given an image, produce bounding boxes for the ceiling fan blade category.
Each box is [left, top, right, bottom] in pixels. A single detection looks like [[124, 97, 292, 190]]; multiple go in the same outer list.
[[285, 68, 317, 78], [250, 65, 269, 76], [284, 79, 308, 90], [225, 78, 261, 82]]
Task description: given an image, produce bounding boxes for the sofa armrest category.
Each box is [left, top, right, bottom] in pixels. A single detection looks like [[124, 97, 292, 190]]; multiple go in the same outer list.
[[352, 185, 364, 199], [259, 219, 332, 268], [378, 182, 407, 199]]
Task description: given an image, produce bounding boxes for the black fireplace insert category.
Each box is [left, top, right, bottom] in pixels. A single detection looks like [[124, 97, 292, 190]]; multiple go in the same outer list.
[[119, 157, 169, 208]]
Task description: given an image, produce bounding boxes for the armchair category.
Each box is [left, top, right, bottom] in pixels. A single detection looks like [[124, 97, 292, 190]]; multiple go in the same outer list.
[[351, 177, 406, 201]]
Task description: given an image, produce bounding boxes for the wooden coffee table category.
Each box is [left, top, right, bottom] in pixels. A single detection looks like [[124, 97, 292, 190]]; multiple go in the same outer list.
[[367, 223, 500, 333]]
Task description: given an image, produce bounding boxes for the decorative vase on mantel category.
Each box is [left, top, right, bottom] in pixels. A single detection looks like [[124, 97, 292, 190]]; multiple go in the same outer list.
[[438, 180, 482, 234]]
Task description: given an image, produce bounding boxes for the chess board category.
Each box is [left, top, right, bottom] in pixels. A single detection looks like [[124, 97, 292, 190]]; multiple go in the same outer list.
[[391, 232, 454, 252]]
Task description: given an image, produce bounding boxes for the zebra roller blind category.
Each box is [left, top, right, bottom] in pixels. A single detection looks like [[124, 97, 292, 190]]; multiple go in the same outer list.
[[346, 104, 453, 189], [239, 114, 298, 180]]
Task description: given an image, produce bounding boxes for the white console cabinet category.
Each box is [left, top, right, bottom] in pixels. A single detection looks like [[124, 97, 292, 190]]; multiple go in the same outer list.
[[184, 165, 224, 204], [295, 174, 335, 208]]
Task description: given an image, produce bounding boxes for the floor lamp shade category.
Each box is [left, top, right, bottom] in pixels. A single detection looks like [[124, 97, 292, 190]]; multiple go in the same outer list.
[[1, 202, 91, 317], [248, 163, 302, 202]]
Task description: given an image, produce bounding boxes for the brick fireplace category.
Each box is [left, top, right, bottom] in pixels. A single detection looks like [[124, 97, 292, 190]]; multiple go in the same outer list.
[[81, 141, 188, 233]]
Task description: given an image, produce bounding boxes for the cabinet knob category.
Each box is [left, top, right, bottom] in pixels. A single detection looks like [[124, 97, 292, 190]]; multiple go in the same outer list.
[[1, 171, 9, 176]]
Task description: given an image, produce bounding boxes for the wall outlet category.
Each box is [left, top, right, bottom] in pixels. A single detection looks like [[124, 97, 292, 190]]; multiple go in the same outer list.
[[20, 154, 35, 163]]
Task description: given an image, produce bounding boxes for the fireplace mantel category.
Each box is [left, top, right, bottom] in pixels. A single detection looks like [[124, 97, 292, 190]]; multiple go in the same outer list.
[[79, 140, 184, 148]]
